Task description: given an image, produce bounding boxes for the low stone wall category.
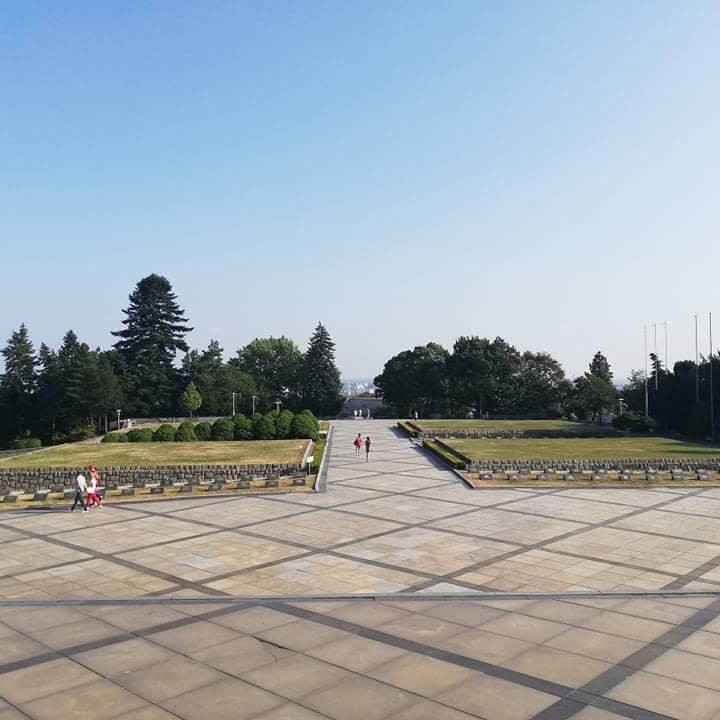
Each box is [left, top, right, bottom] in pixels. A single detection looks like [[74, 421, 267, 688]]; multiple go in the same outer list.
[[470, 458, 720, 472], [0, 463, 304, 493]]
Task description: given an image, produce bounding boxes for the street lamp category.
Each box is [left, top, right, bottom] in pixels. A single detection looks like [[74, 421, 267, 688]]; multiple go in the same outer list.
[[274, 399, 282, 414], [618, 398, 625, 416], [116, 409, 121, 431], [252, 395, 258, 416], [231, 392, 238, 417]]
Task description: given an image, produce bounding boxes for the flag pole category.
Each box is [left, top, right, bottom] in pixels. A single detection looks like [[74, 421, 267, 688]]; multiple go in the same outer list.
[[644, 325, 649, 417], [711, 312, 715, 442], [696, 314, 700, 402]]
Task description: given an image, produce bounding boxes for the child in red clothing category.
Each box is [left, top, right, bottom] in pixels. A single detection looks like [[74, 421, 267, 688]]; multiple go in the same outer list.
[[86, 465, 103, 508]]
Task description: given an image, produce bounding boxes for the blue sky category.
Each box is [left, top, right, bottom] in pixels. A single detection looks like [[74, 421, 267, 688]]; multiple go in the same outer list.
[[1, 1, 719, 381]]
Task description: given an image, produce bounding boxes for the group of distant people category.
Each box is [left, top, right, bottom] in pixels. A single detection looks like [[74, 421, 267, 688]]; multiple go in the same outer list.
[[70, 465, 103, 512], [353, 408, 371, 420], [354, 433, 372, 461]]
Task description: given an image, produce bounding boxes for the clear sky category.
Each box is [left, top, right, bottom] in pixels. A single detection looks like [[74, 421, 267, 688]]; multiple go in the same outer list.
[[1, 1, 719, 383]]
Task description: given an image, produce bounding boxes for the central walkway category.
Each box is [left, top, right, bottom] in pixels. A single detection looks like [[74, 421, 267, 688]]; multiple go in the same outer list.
[[2, 422, 720, 718]]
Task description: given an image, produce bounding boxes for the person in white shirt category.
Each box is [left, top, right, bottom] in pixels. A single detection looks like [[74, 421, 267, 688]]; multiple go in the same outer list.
[[71, 473, 88, 512]]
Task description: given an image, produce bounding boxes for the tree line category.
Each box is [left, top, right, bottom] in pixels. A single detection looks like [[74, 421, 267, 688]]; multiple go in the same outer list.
[[620, 353, 720, 439], [374, 336, 720, 440], [0, 274, 343, 447], [374, 337, 617, 421]]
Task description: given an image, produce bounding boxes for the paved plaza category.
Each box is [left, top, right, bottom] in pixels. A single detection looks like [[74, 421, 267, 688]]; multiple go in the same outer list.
[[2, 421, 720, 718]]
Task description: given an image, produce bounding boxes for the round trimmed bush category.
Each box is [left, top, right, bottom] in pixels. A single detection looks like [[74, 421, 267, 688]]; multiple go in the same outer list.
[[153, 424, 177, 442], [13, 437, 42, 449], [275, 409, 295, 439], [102, 433, 122, 443], [174, 422, 197, 442], [253, 413, 276, 440], [233, 414, 253, 440], [300, 409, 320, 432], [194, 422, 212, 441], [211, 418, 235, 441], [127, 428, 154, 443], [117, 432, 129, 443], [291, 413, 319, 440]]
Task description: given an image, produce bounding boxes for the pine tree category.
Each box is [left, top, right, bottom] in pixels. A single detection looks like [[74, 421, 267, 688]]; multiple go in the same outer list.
[[588, 351, 613, 383], [181, 382, 202, 417], [301, 322, 343, 416], [112, 274, 192, 415], [36, 343, 61, 443], [0, 324, 38, 436]]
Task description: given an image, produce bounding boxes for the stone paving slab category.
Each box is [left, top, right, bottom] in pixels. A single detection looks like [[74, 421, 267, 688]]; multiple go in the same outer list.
[[0, 596, 718, 719], [3, 421, 720, 717]]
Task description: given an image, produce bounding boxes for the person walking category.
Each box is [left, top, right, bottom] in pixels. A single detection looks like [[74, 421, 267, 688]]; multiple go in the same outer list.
[[365, 436, 371, 462], [71, 471, 88, 512], [354, 433, 363, 457], [86, 466, 103, 509]]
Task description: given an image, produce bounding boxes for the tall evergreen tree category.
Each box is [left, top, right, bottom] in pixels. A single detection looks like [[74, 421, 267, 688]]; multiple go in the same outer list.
[[588, 351, 613, 383], [301, 323, 343, 416], [112, 274, 192, 415], [0, 324, 38, 436], [36, 343, 62, 443]]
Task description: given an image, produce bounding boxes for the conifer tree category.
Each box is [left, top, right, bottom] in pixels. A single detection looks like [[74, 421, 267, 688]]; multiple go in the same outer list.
[[301, 322, 343, 416], [112, 274, 192, 415], [0, 324, 38, 436]]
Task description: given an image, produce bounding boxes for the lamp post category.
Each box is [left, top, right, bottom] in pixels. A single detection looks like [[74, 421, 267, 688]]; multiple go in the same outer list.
[[274, 399, 282, 414], [116, 409, 121, 431], [231, 392, 238, 417], [618, 398, 625, 416], [252, 395, 258, 416]]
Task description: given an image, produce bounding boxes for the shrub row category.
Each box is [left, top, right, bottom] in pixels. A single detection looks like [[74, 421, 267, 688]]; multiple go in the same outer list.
[[103, 410, 320, 444], [12, 437, 42, 449]]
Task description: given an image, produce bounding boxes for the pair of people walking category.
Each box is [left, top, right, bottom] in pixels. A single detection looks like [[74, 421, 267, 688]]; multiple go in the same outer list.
[[71, 465, 103, 512], [354, 433, 371, 461]]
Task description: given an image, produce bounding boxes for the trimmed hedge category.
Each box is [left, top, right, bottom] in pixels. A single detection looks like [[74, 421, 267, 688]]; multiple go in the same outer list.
[[253, 413, 276, 440], [174, 422, 197, 442], [153, 424, 177, 442], [13, 437, 42, 449], [423, 439, 465, 469], [102, 433, 122, 443], [233, 414, 253, 440], [211, 418, 235, 441], [194, 422, 212, 441], [275, 409, 295, 439], [291, 413, 319, 441], [127, 428, 154, 443]]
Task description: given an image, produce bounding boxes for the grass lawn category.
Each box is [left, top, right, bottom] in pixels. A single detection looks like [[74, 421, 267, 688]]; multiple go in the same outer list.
[[414, 419, 596, 431], [445, 436, 720, 461], [0, 440, 309, 469]]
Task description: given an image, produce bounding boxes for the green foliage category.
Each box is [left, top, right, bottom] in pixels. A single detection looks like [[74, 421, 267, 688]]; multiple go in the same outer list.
[[111, 274, 192, 416], [181, 382, 202, 417], [194, 421, 212, 441], [117, 432, 129, 443], [376, 342, 450, 417], [69, 424, 97, 441], [102, 432, 122, 443], [233, 413, 253, 440], [211, 418, 235, 441], [232, 336, 302, 409], [290, 413, 319, 440], [182, 341, 256, 416], [253, 413, 276, 440], [275, 409, 295, 438], [153, 423, 177, 442], [301, 323, 343, 417], [174, 422, 197, 442], [423, 439, 465, 469], [12, 437, 42, 449], [127, 428, 154, 442]]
